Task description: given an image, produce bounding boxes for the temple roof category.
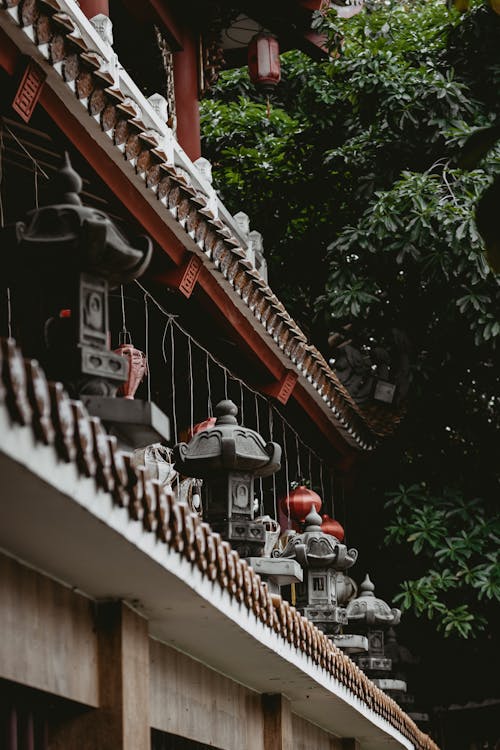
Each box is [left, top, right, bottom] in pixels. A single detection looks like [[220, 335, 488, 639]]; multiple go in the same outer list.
[[0, 0, 400, 454]]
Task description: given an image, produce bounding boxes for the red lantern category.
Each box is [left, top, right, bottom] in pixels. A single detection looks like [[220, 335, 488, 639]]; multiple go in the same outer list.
[[281, 485, 322, 523], [248, 33, 281, 90], [321, 514, 345, 542], [188, 417, 217, 441]]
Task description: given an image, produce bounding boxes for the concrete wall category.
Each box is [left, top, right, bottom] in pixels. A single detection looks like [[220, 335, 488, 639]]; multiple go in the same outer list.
[[0, 552, 343, 750], [0, 552, 99, 707]]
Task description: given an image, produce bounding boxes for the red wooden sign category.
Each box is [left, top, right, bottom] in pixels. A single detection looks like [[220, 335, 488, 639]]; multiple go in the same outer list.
[[12, 61, 46, 123], [276, 371, 298, 405], [179, 255, 202, 298]]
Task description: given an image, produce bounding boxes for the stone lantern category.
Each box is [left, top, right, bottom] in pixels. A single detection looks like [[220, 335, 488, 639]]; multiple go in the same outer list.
[[173, 399, 281, 557], [1, 152, 152, 399], [346, 574, 404, 692], [278, 506, 358, 634]]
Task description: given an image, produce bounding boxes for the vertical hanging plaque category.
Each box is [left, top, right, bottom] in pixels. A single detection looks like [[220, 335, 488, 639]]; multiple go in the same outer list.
[[12, 60, 46, 123]]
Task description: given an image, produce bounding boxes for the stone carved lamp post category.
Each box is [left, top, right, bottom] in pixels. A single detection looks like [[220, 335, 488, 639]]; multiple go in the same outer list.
[[278, 506, 358, 635], [1, 153, 152, 398], [346, 574, 405, 694], [173, 399, 281, 558]]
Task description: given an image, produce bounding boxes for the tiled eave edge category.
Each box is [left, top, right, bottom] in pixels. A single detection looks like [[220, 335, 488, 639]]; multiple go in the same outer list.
[[0, 0, 381, 453], [0, 336, 439, 750]]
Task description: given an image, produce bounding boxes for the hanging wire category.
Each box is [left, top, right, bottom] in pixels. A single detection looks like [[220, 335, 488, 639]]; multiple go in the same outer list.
[[134, 279, 338, 508], [206, 352, 213, 417], [170, 324, 178, 444], [0, 124, 4, 228], [330, 469, 336, 519], [268, 403, 277, 522], [320, 461, 325, 505], [282, 417, 291, 528], [239, 380, 244, 425], [188, 335, 194, 434], [34, 161, 39, 209], [255, 393, 264, 516], [6, 286, 12, 339], [295, 432, 301, 482], [119, 285, 128, 340], [341, 479, 347, 538], [308, 449, 313, 490], [144, 293, 151, 402], [3, 125, 49, 180]]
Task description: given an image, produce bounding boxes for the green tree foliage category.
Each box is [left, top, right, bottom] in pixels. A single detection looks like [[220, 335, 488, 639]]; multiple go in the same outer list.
[[201, 0, 500, 652]]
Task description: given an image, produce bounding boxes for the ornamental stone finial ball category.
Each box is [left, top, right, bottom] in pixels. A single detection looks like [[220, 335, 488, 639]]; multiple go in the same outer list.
[[214, 399, 238, 424]]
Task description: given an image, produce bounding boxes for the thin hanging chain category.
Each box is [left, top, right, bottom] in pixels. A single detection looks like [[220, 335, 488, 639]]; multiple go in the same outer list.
[[223, 368, 228, 400], [320, 461, 325, 505], [308, 449, 313, 490]]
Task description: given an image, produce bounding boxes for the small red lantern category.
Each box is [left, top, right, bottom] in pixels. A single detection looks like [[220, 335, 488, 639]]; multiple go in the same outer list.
[[188, 417, 217, 441], [321, 514, 345, 542], [248, 32, 281, 91], [281, 485, 322, 523]]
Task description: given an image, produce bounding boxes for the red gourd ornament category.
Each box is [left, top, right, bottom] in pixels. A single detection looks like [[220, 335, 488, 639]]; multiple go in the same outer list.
[[281, 485, 322, 523], [321, 514, 345, 542]]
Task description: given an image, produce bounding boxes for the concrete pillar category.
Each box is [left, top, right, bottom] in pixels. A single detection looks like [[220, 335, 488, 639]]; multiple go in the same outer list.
[[262, 694, 293, 750], [50, 602, 150, 750]]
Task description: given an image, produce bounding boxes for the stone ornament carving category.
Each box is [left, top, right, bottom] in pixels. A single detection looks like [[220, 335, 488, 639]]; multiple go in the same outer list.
[[90, 14, 113, 46]]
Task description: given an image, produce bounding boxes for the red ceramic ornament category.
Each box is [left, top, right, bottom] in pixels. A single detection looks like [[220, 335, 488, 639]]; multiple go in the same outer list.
[[114, 343, 147, 399], [188, 417, 217, 441], [281, 485, 322, 523], [321, 514, 345, 541]]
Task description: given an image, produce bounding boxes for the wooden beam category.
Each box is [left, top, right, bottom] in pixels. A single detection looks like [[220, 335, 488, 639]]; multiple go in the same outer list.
[[262, 694, 293, 750], [51, 602, 150, 750]]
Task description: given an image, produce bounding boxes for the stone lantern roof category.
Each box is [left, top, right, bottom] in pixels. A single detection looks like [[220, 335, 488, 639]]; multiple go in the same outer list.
[[278, 508, 358, 571], [346, 574, 401, 628], [173, 400, 281, 479]]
